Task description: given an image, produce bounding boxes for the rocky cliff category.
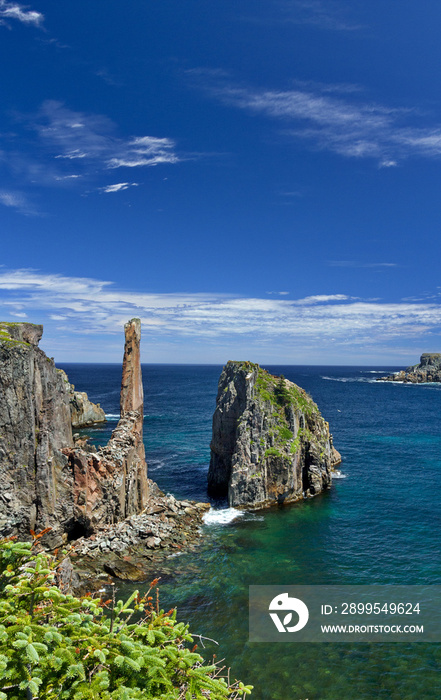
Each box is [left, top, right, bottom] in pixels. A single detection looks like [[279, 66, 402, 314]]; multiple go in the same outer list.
[[0, 322, 73, 545], [60, 319, 149, 542], [378, 353, 441, 383], [0, 319, 148, 548], [208, 361, 341, 509], [57, 369, 106, 429]]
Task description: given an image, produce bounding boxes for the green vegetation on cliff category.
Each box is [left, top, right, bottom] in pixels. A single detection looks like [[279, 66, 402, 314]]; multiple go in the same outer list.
[[255, 368, 315, 415], [0, 538, 252, 699], [253, 368, 318, 457]]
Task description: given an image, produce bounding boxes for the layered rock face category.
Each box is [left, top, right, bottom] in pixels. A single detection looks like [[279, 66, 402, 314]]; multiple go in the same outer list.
[[58, 369, 106, 428], [378, 354, 441, 383], [0, 319, 148, 548], [208, 361, 341, 509], [0, 322, 73, 545]]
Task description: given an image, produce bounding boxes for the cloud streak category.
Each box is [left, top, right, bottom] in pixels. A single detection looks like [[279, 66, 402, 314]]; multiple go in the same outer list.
[[0, 189, 37, 215], [1, 269, 441, 358], [205, 78, 441, 165], [98, 182, 139, 193], [0, 1, 43, 26], [281, 0, 362, 32], [328, 261, 398, 269], [36, 101, 179, 171]]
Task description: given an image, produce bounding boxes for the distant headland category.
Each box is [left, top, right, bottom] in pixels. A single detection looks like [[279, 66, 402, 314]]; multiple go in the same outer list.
[[377, 353, 441, 383]]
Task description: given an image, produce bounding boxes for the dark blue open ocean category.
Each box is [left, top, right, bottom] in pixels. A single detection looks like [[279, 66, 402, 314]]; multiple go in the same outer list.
[[60, 363, 441, 700]]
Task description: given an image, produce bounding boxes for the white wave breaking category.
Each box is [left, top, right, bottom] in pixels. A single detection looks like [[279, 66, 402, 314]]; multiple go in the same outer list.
[[321, 376, 376, 383], [105, 413, 149, 419], [203, 508, 245, 526], [332, 470, 347, 479]]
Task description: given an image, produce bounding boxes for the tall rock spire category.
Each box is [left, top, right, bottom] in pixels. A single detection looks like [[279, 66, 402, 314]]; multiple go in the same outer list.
[[120, 318, 144, 418]]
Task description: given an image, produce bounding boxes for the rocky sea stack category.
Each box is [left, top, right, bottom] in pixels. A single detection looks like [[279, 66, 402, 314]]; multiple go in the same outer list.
[[378, 353, 441, 383], [208, 361, 341, 509]]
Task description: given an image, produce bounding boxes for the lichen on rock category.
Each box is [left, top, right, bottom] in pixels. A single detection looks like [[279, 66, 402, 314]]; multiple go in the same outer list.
[[208, 361, 341, 509]]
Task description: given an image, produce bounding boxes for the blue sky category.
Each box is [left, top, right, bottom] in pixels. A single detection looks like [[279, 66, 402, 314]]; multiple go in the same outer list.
[[2, 1, 441, 363]]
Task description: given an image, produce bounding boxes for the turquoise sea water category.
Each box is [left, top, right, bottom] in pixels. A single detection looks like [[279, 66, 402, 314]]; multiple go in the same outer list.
[[61, 364, 441, 699]]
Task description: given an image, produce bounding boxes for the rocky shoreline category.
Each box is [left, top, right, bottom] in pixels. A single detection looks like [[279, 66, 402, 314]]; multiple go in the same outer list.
[[68, 479, 210, 590], [0, 319, 211, 591], [377, 353, 441, 383]]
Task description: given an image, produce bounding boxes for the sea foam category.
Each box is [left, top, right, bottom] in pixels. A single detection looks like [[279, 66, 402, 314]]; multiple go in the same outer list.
[[203, 508, 245, 526]]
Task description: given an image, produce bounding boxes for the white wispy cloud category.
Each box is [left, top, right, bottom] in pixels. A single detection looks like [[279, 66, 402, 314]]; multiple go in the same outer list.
[[1, 269, 441, 358], [2, 102, 180, 195], [34, 102, 179, 170], [107, 137, 179, 169], [204, 78, 441, 165], [98, 182, 139, 193], [281, 0, 363, 31], [0, 189, 37, 215], [0, 1, 43, 26], [328, 261, 398, 268]]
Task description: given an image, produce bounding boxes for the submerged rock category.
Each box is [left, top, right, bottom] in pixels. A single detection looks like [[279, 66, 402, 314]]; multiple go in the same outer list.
[[377, 353, 441, 383], [208, 361, 341, 509]]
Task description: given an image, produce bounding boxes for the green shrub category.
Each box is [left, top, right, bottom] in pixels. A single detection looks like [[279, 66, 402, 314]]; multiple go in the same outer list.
[[0, 537, 253, 699], [274, 376, 291, 407], [264, 447, 282, 458], [277, 427, 293, 441]]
